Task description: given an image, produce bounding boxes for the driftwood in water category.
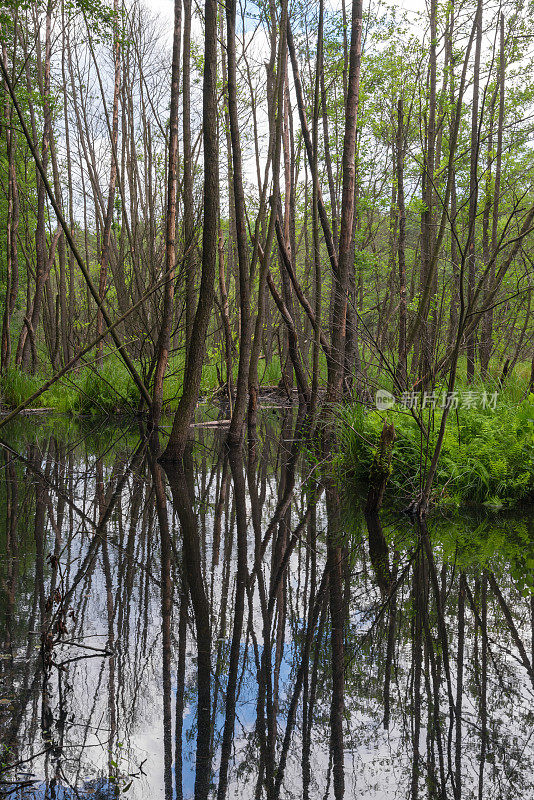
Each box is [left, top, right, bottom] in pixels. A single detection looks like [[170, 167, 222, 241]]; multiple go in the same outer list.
[[365, 421, 396, 513]]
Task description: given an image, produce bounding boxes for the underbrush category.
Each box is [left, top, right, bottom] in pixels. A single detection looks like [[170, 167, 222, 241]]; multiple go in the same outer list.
[[0, 349, 312, 418], [335, 393, 534, 508], [0, 359, 140, 417], [0, 368, 43, 408]]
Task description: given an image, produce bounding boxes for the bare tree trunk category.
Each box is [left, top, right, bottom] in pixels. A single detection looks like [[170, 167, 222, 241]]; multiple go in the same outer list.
[[95, 0, 121, 366], [226, 0, 253, 446], [396, 95, 407, 388], [481, 13, 505, 379], [418, 0, 437, 381], [1, 41, 19, 372], [18, 1, 53, 372], [248, 0, 287, 431], [311, 0, 324, 408], [161, 0, 219, 462], [183, 0, 195, 355], [218, 227, 234, 404], [466, 0, 482, 382], [327, 0, 363, 401], [152, 0, 182, 423]]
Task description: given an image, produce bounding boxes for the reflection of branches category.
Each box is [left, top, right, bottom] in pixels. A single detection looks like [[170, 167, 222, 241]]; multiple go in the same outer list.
[[488, 572, 534, 688], [3, 418, 534, 799]]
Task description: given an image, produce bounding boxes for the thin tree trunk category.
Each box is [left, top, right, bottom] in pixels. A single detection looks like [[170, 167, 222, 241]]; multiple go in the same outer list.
[[226, 0, 253, 446], [161, 0, 219, 462], [466, 0, 483, 382], [419, 0, 437, 381], [218, 227, 234, 404], [311, 0, 324, 408], [183, 0, 195, 355], [96, 0, 121, 366], [396, 95, 408, 389], [18, 1, 53, 372], [247, 0, 287, 431], [481, 13, 505, 379], [1, 42, 19, 372], [327, 0, 363, 401], [152, 0, 182, 423]]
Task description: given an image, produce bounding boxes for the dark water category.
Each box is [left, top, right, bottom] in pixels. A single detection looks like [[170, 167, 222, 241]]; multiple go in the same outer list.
[[0, 409, 533, 799]]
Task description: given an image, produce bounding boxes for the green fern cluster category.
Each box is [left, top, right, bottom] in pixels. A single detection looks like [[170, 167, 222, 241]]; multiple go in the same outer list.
[[335, 394, 534, 508]]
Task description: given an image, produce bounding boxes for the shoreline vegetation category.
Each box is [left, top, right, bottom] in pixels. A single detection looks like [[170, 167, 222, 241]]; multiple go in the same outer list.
[[335, 361, 534, 511], [0, 352, 321, 416], [3, 0, 534, 796], [3, 354, 533, 511]]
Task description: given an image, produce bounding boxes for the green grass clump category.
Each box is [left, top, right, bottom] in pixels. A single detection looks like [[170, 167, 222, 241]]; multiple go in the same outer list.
[[336, 393, 534, 508], [68, 360, 140, 416], [0, 358, 140, 417], [0, 368, 42, 408]]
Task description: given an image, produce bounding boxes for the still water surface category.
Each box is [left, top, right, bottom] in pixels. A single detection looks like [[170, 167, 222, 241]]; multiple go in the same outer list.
[[0, 409, 533, 799]]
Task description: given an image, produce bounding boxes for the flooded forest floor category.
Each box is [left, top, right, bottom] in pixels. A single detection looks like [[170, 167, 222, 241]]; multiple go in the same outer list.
[[0, 407, 533, 799]]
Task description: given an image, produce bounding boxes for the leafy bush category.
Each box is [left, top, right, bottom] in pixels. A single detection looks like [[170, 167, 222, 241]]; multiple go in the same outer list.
[[335, 394, 534, 508]]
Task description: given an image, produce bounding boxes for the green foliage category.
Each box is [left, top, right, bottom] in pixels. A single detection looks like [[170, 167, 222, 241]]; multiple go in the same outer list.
[[0, 357, 140, 417], [0, 368, 42, 408], [335, 393, 534, 508], [68, 360, 140, 416]]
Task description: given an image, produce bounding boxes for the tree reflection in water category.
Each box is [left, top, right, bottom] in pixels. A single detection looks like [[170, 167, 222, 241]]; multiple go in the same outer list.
[[0, 411, 533, 799]]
